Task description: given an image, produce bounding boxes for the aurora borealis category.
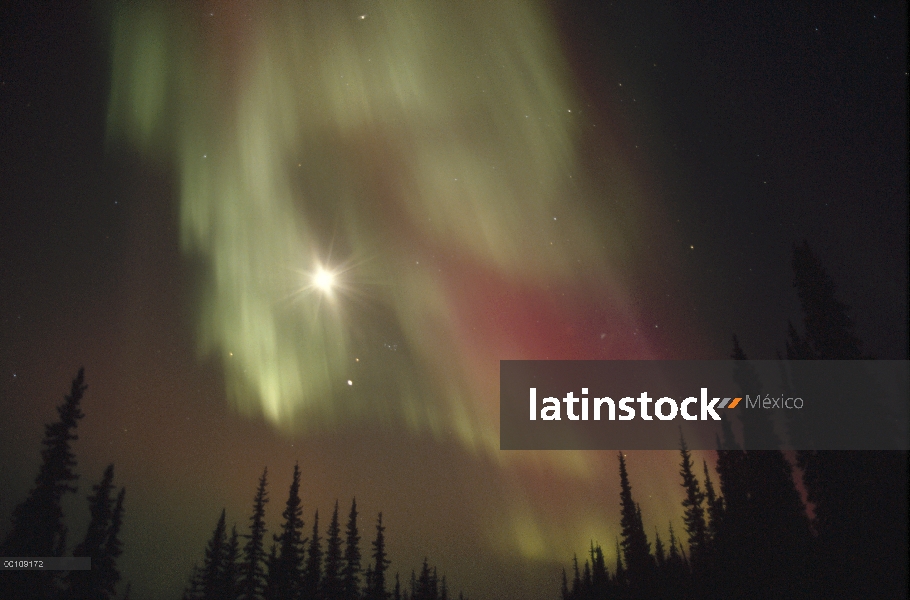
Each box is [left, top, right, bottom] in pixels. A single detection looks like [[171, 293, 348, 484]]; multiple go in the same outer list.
[[106, 0, 667, 451], [1, 2, 906, 599]]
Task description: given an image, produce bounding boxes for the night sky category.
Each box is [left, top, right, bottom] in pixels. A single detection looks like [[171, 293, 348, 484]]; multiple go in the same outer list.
[[1, 2, 907, 600]]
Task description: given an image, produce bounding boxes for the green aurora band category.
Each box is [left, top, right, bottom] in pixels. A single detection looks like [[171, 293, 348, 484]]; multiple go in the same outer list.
[[105, 0, 666, 502]]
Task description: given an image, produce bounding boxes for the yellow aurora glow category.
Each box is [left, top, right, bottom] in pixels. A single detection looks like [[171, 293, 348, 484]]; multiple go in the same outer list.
[[106, 1, 651, 460]]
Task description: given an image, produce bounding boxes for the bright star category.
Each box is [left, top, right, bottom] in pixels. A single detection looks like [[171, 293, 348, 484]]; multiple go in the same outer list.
[[313, 267, 336, 293]]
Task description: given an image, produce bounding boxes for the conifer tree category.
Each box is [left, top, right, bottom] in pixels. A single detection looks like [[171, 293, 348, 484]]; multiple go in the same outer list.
[[220, 526, 241, 599], [0, 370, 87, 600], [731, 335, 783, 450], [612, 539, 624, 587], [787, 241, 907, 598], [571, 554, 581, 596], [666, 524, 681, 566], [367, 513, 390, 600], [262, 544, 278, 600], [303, 510, 323, 600], [616, 452, 652, 590], [678, 434, 707, 565], [790, 240, 863, 360], [201, 509, 228, 600], [240, 467, 269, 600], [589, 542, 606, 593], [182, 563, 202, 600], [416, 559, 433, 600], [581, 560, 591, 594], [702, 460, 722, 543], [394, 572, 402, 600], [560, 568, 570, 600], [342, 498, 362, 600], [2, 369, 86, 558], [714, 348, 748, 555], [267, 463, 306, 600], [106, 487, 126, 595], [653, 530, 665, 569], [322, 501, 344, 600], [734, 337, 812, 598], [66, 464, 124, 600], [364, 565, 374, 598]]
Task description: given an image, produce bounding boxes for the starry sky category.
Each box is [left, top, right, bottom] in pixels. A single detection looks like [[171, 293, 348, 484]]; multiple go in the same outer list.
[[1, 2, 907, 600]]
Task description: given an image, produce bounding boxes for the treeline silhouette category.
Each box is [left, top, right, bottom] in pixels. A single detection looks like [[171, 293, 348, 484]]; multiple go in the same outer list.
[[2, 242, 905, 600], [559, 241, 908, 600], [0, 370, 127, 600], [179, 466, 465, 600], [0, 376, 466, 600]]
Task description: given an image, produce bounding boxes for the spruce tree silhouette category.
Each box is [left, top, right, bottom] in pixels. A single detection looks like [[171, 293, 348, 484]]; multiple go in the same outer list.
[[611, 539, 624, 589], [414, 559, 436, 600], [181, 563, 203, 600], [570, 553, 581, 597], [677, 434, 707, 568], [0, 368, 86, 600], [221, 526, 241, 599], [341, 498, 362, 600], [729, 337, 812, 600], [588, 542, 607, 596], [701, 461, 722, 544], [786, 240, 908, 599], [200, 509, 228, 600], [616, 453, 653, 595], [730, 335, 782, 450], [262, 544, 278, 600], [303, 510, 322, 600], [65, 464, 125, 600], [107, 487, 126, 595], [239, 467, 269, 600], [364, 564, 373, 597], [367, 513, 390, 600], [265, 463, 306, 600], [322, 501, 344, 600], [663, 523, 686, 594]]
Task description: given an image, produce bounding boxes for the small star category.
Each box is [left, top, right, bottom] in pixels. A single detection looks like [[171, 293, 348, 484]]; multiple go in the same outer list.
[[360, 15, 366, 19], [347, 380, 353, 385], [690, 245, 694, 249]]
